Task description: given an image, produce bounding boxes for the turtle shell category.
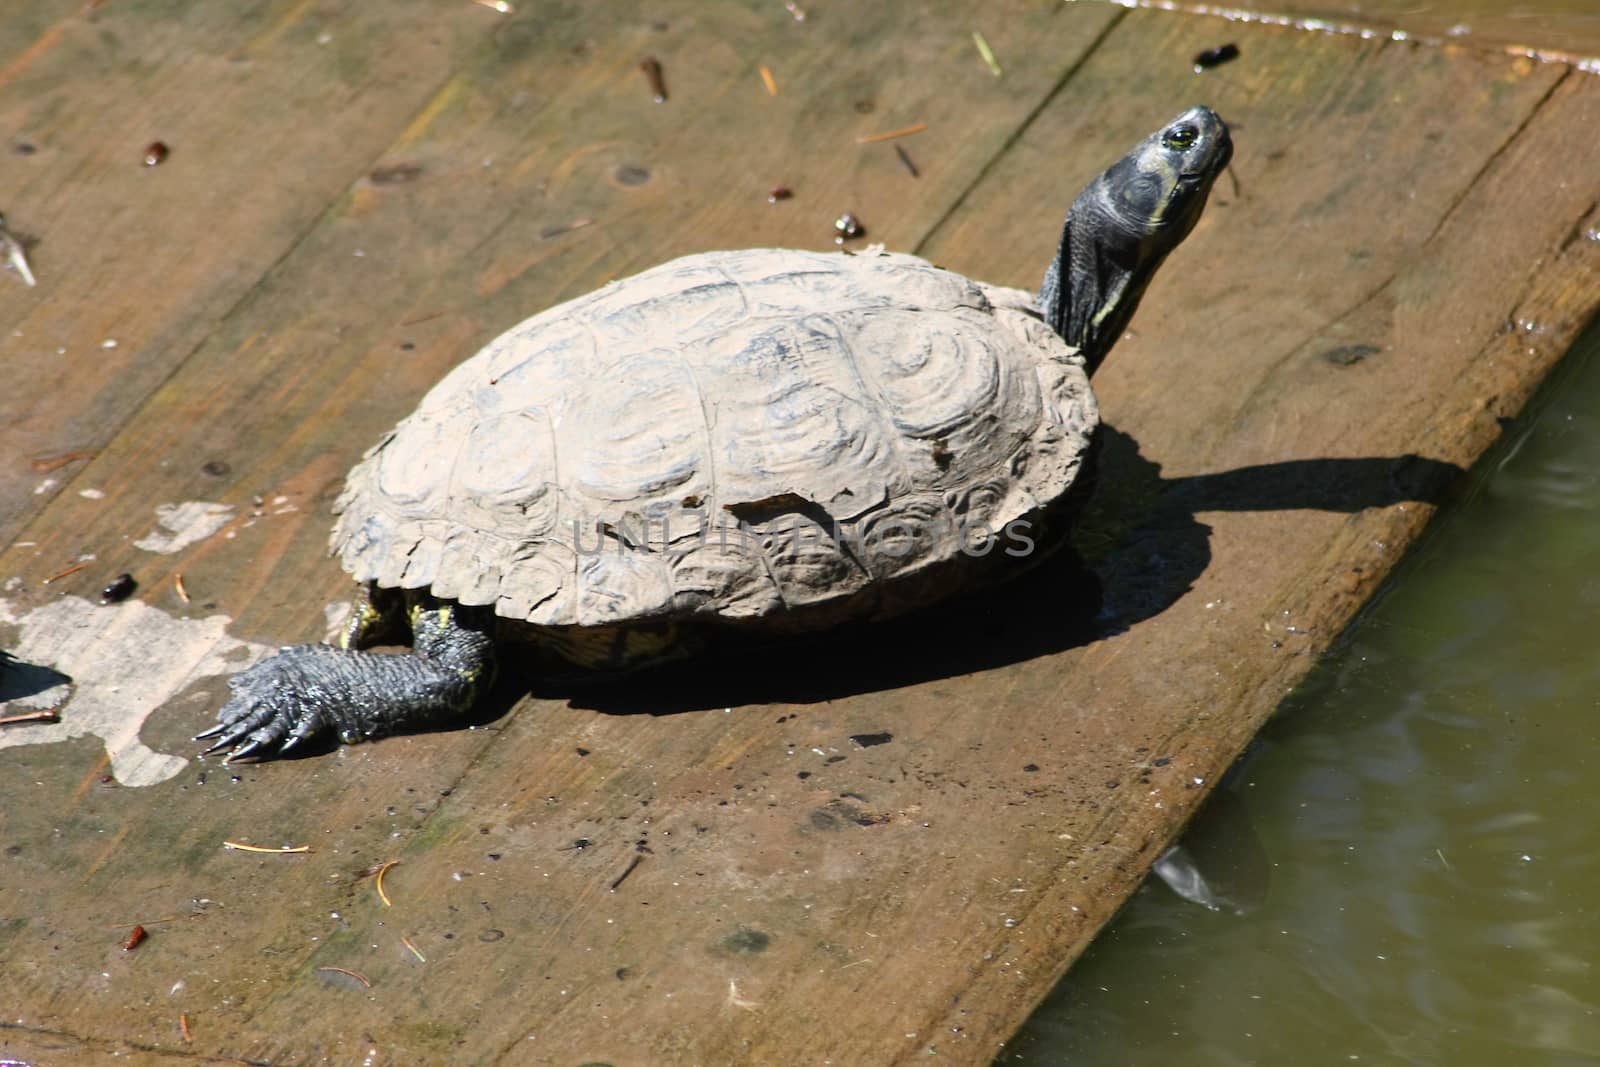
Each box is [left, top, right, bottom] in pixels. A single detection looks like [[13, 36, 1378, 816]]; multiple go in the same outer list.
[[331, 249, 1097, 631]]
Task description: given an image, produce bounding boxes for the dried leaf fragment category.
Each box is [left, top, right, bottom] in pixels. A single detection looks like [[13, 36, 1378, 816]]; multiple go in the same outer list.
[[0, 212, 36, 287], [639, 55, 667, 102]]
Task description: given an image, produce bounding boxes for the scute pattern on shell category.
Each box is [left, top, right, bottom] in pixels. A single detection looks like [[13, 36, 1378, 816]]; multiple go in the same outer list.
[[332, 249, 1097, 629]]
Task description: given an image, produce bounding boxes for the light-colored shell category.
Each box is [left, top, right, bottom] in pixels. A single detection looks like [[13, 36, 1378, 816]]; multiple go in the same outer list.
[[332, 249, 1097, 630]]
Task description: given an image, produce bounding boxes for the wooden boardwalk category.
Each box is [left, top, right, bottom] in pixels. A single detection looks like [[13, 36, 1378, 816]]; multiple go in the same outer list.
[[2, 2, 1598, 1064]]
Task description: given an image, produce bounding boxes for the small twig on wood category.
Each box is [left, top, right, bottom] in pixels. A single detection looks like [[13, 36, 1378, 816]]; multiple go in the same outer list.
[[894, 144, 920, 178], [102, 914, 185, 928], [29, 449, 97, 474], [0, 710, 60, 726], [401, 935, 426, 963], [972, 31, 1002, 77], [374, 860, 400, 907], [222, 841, 311, 854], [855, 122, 927, 145], [639, 56, 667, 103], [759, 66, 778, 96], [315, 966, 372, 988], [179, 1013, 192, 1043], [42, 561, 88, 584], [540, 217, 594, 240], [727, 978, 759, 1011]]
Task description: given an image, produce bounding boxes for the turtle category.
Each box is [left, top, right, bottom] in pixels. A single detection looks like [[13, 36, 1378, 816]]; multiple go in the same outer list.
[[196, 105, 1232, 762]]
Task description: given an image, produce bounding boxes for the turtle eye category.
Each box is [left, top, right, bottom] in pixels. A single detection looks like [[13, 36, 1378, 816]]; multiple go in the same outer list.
[[1162, 124, 1198, 150]]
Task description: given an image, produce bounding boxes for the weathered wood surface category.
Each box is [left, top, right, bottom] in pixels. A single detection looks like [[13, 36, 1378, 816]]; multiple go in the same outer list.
[[0, 0, 501, 546], [2, 1, 1598, 1064]]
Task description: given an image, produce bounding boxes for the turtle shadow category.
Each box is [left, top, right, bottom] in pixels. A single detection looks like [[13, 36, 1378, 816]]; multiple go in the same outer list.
[[0, 651, 71, 704], [550, 424, 1464, 716]]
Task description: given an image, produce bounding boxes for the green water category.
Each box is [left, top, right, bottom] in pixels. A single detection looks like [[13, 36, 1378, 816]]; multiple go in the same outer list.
[[1002, 327, 1600, 1059]]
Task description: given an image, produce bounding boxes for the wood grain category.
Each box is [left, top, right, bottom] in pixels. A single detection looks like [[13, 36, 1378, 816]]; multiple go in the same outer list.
[[0, 0, 500, 543]]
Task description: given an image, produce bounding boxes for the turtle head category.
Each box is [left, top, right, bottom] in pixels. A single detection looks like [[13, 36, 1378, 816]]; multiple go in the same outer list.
[[1039, 105, 1232, 375]]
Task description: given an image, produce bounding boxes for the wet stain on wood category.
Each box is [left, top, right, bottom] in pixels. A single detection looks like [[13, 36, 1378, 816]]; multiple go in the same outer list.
[[1323, 342, 1382, 366], [720, 926, 772, 955]]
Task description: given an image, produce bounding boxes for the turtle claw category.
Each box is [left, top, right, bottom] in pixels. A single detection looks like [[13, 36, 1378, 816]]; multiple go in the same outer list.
[[195, 644, 334, 763], [199, 715, 274, 759], [194, 614, 495, 763], [221, 738, 268, 763]]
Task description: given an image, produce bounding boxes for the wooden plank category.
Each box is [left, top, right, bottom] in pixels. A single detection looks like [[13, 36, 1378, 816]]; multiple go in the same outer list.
[[0, 2, 85, 81], [0, 3, 1129, 1064], [920, 14, 1600, 1052], [0, 0, 501, 543], [1, 5, 1598, 1066]]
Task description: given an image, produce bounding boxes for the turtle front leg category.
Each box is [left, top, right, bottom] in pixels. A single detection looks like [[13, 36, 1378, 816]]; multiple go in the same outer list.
[[195, 601, 496, 762]]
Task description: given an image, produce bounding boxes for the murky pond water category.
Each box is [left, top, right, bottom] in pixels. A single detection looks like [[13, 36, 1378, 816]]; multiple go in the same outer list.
[[1002, 306, 1600, 1062]]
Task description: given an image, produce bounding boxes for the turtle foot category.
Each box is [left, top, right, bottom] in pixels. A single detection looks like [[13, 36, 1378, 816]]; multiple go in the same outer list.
[[197, 644, 366, 762], [196, 633, 492, 763]]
